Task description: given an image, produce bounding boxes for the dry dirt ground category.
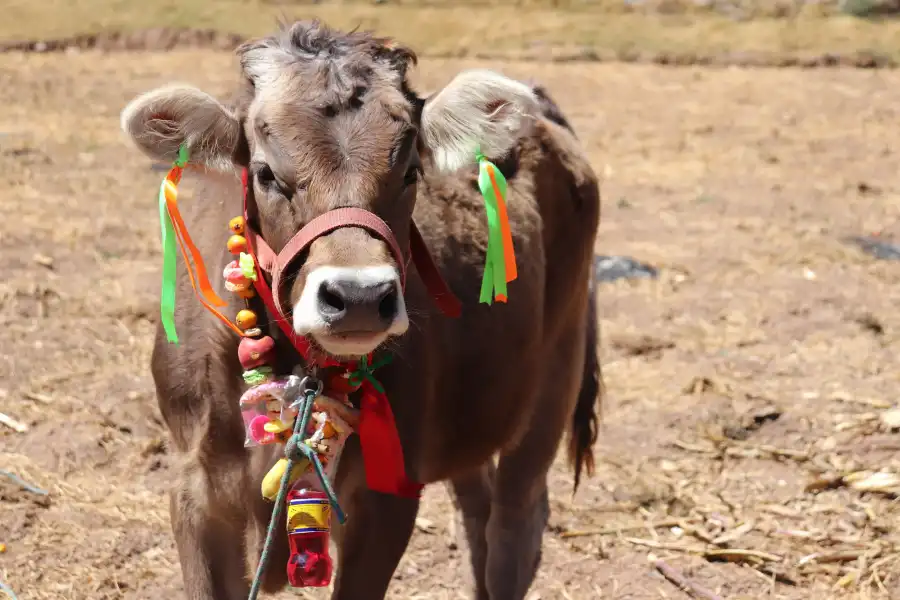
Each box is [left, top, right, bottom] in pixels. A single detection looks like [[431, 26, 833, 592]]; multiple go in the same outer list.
[[2, 51, 900, 600]]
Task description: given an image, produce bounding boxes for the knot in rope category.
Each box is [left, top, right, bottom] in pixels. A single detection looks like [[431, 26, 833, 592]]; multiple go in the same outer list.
[[347, 353, 393, 393], [283, 431, 347, 524], [283, 433, 307, 463]]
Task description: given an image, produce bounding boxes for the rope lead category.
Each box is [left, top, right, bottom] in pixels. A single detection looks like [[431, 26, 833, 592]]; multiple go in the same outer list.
[[247, 379, 347, 600]]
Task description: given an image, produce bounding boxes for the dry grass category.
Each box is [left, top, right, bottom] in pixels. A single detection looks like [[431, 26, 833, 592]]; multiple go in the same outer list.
[[2, 48, 900, 599], [5, 0, 900, 62]]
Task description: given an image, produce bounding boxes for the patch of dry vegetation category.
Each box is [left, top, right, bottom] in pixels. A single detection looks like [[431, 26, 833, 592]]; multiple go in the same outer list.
[[4, 0, 900, 63], [3, 49, 900, 599]]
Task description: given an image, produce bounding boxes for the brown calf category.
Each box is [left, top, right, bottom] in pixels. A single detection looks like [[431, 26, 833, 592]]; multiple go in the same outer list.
[[120, 20, 601, 600]]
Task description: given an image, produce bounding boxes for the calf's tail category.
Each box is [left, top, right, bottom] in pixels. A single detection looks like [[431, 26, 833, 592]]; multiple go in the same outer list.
[[531, 79, 598, 491], [568, 280, 602, 493]]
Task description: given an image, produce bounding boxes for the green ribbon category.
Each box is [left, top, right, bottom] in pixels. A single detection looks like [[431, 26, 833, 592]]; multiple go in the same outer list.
[[476, 150, 509, 304], [347, 353, 393, 394], [158, 144, 190, 344]]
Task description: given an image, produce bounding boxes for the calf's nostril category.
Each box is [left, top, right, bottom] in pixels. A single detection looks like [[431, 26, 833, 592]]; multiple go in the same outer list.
[[318, 283, 346, 315], [315, 278, 399, 326], [378, 288, 398, 321]]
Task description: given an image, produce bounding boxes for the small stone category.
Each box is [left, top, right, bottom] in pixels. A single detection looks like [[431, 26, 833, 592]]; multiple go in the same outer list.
[[32, 254, 54, 269], [415, 517, 436, 534], [880, 407, 900, 430]]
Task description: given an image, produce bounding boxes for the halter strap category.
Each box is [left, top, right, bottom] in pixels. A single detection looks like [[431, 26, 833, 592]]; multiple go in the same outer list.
[[240, 168, 461, 363]]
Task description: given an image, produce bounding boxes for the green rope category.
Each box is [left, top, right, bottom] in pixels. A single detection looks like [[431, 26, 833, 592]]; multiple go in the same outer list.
[[247, 380, 347, 599], [289, 439, 346, 524]]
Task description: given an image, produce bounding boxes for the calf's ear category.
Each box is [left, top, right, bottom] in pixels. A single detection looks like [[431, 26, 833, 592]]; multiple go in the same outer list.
[[120, 84, 240, 170], [420, 69, 540, 173]]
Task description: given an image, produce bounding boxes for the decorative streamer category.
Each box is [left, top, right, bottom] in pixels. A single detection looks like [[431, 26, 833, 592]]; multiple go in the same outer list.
[[476, 151, 517, 304], [158, 144, 240, 342]]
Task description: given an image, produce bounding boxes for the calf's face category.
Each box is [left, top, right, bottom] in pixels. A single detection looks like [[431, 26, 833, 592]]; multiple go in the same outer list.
[[120, 23, 539, 358]]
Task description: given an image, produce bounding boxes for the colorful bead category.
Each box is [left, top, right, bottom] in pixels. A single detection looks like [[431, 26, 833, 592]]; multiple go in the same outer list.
[[228, 234, 247, 254], [236, 309, 258, 330], [243, 366, 274, 386], [238, 336, 276, 370], [229, 216, 245, 235], [224, 260, 251, 291], [243, 327, 262, 338], [237, 287, 256, 299], [225, 280, 251, 293]]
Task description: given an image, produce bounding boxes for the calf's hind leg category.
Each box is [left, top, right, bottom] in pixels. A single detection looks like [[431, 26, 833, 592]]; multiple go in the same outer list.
[[485, 333, 587, 599]]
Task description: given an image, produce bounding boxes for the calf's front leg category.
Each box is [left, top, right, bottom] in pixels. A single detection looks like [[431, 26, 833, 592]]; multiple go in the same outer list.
[[170, 461, 251, 600], [450, 464, 495, 600], [331, 437, 420, 600]]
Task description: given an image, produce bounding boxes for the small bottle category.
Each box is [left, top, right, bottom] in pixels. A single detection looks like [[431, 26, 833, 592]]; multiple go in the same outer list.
[[286, 488, 333, 587], [285, 401, 351, 588]]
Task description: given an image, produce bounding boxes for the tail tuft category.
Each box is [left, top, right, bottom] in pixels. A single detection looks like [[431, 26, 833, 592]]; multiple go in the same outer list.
[[568, 282, 602, 492]]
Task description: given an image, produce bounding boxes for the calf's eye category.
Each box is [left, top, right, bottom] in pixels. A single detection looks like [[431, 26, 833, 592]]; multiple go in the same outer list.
[[256, 164, 275, 186]]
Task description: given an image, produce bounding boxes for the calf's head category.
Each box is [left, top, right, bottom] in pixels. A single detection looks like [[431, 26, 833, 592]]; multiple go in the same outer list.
[[121, 21, 539, 358]]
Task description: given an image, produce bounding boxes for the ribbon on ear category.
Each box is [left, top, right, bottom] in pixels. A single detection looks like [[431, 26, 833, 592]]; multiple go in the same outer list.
[[475, 150, 517, 304], [158, 143, 243, 342]]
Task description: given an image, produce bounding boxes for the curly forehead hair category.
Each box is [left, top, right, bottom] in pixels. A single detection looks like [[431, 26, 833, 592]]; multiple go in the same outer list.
[[234, 19, 419, 111]]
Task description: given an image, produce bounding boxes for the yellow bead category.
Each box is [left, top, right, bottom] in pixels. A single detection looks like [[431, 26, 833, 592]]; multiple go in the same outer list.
[[229, 216, 245, 235], [237, 287, 256, 299], [236, 309, 257, 330], [227, 235, 247, 254]]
